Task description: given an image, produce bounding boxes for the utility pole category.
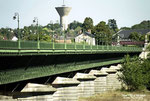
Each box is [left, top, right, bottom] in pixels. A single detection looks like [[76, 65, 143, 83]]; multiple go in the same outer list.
[[13, 12, 20, 49], [33, 17, 40, 49]]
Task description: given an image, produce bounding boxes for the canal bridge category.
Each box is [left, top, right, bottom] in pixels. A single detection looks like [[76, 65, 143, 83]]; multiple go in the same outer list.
[[0, 40, 142, 90]]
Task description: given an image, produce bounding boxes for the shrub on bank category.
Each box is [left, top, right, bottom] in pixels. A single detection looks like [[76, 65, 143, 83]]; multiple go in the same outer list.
[[118, 55, 150, 91]]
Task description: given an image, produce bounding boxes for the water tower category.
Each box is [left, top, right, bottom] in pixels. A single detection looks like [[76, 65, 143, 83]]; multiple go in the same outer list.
[[55, 0, 72, 31]]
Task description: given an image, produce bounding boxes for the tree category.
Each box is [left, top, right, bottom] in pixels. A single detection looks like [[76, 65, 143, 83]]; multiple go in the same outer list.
[[120, 20, 150, 30], [129, 32, 145, 41], [94, 21, 112, 45], [120, 27, 131, 30], [74, 26, 82, 34], [69, 20, 82, 30], [108, 19, 118, 33], [45, 22, 60, 31], [21, 25, 52, 42], [129, 32, 140, 41], [82, 17, 94, 32], [21, 25, 36, 41], [0, 35, 3, 40], [131, 20, 150, 29], [0, 28, 13, 40], [118, 55, 148, 91]]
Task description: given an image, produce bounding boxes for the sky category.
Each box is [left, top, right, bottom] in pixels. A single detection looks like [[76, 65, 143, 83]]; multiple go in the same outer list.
[[0, 0, 150, 29]]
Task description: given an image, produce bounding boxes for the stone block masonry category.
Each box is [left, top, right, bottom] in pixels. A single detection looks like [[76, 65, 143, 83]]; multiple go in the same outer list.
[[109, 65, 122, 89], [73, 73, 96, 97], [101, 66, 121, 91], [14, 83, 56, 101], [89, 70, 108, 94], [52, 77, 80, 101]]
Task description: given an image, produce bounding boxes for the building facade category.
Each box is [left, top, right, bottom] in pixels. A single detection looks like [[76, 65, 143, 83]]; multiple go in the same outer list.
[[75, 32, 95, 45]]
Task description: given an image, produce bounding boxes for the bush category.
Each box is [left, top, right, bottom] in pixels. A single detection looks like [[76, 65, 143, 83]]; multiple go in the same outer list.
[[118, 55, 150, 91], [142, 59, 150, 90]]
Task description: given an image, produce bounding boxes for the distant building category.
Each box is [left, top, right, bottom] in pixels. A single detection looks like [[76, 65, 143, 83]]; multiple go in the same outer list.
[[75, 32, 95, 45], [118, 29, 150, 39], [55, 36, 72, 44], [113, 29, 150, 46], [12, 36, 18, 41]]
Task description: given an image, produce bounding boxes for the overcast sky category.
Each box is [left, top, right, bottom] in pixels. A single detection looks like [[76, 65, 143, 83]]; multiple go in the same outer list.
[[0, 0, 150, 28]]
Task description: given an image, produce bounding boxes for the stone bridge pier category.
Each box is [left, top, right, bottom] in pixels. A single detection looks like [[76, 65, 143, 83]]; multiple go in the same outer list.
[[0, 64, 123, 101]]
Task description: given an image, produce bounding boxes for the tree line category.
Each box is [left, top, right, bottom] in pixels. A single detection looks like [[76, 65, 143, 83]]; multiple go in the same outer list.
[[0, 18, 150, 43]]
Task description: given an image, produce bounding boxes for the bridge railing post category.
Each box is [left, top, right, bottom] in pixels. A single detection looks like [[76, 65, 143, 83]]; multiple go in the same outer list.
[[63, 31, 66, 51], [107, 41, 109, 51], [74, 41, 77, 51], [116, 45, 118, 51], [53, 41, 55, 50], [18, 38, 21, 50], [91, 42, 92, 52], [65, 40, 66, 50], [83, 40, 85, 51], [52, 38, 55, 50], [37, 38, 40, 50], [97, 40, 98, 50]]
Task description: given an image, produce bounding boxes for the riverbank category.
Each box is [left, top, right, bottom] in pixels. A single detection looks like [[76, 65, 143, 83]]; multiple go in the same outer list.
[[79, 91, 150, 101]]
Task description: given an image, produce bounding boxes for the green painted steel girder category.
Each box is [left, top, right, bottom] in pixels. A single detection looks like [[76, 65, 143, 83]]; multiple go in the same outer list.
[[0, 58, 123, 85]]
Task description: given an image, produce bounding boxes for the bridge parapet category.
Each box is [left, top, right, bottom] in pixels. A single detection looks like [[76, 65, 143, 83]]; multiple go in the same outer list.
[[0, 40, 142, 56]]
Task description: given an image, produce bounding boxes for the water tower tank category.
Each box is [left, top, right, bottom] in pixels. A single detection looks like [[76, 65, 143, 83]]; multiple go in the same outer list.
[[55, 6, 72, 30]]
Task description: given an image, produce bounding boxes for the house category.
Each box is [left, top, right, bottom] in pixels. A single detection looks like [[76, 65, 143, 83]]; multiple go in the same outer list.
[[118, 29, 150, 40], [55, 35, 72, 44], [75, 32, 95, 45], [12, 36, 18, 41], [112, 29, 150, 46]]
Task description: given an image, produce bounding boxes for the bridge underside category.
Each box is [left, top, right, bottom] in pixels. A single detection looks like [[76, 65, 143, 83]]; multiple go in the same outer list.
[[0, 52, 140, 86]]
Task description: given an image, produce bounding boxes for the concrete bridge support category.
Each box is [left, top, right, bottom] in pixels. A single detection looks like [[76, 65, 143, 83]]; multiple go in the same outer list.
[[0, 95, 17, 101], [52, 77, 80, 101], [101, 66, 121, 91], [14, 83, 56, 101], [73, 73, 96, 97], [109, 65, 122, 89], [89, 70, 108, 94], [0, 64, 124, 101]]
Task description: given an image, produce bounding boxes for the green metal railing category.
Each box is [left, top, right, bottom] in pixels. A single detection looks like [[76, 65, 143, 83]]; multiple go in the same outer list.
[[0, 40, 142, 53]]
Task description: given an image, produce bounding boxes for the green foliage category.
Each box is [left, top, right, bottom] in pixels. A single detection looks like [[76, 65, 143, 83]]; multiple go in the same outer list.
[[40, 35, 51, 42], [131, 20, 150, 29], [120, 27, 131, 30], [65, 29, 76, 38], [45, 22, 60, 30], [94, 21, 112, 45], [129, 32, 145, 41], [69, 20, 82, 30], [0, 28, 14, 40], [108, 19, 118, 32], [83, 17, 94, 31], [142, 59, 150, 89], [146, 44, 150, 51], [74, 26, 82, 34], [129, 32, 140, 41], [119, 55, 150, 91], [0, 35, 3, 40], [20, 25, 52, 42], [27, 34, 37, 41], [44, 22, 61, 35], [120, 20, 150, 30]]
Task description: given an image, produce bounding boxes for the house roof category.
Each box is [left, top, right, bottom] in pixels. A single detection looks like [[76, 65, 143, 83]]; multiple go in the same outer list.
[[118, 29, 150, 39], [76, 32, 95, 38]]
